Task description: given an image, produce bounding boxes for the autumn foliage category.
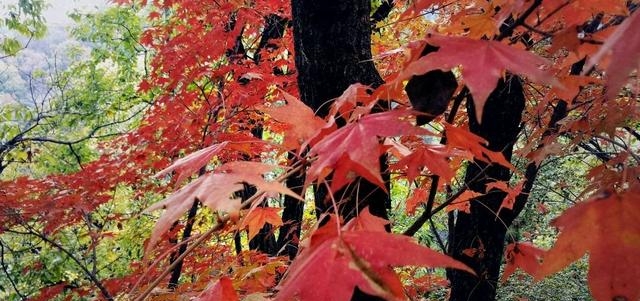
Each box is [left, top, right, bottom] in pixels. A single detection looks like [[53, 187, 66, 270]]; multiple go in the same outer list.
[[1, 0, 639, 300]]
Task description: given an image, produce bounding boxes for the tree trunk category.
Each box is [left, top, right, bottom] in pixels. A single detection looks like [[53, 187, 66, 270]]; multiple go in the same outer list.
[[291, 0, 383, 117], [287, 0, 389, 227], [277, 163, 305, 259], [288, 1, 389, 299], [447, 77, 525, 301]]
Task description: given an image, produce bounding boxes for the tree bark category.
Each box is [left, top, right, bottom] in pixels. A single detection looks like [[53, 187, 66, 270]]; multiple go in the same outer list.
[[277, 164, 305, 259], [288, 0, 389, 223], [291, 0, 383, 118], [289, 1, 389, 299]]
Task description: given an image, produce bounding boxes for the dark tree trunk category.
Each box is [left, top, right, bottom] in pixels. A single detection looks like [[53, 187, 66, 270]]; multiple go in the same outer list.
[[246, 127, 277, 255], [167, 199, 199, 289], [287, 0, 390, 226], [291, 0, 383, 117], [405, 44, 458, 126], [276, 163, 305, 259], [447, 77, 525, 301], [237, 14, 288, 256], [288, 1, 389, 299]]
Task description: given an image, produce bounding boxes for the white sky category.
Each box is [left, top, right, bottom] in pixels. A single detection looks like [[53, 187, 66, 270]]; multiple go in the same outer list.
[[1, 0, 109, 26], [44, 0, 109, 25]]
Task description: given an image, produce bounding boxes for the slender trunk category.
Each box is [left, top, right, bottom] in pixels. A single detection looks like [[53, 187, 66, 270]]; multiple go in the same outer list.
[[168, 200, 199, 289], [167, 165, 207, 289], [447, 77, 525, 301], [236, 14, 288, 255], [276, 162, 305, 259], [246, 128, 278, 255]]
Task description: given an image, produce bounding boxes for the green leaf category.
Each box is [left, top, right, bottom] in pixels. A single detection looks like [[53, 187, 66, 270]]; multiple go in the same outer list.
[[1, 38, 22, 55]]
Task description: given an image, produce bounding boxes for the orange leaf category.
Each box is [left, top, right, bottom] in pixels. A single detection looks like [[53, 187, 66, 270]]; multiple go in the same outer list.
[[445, 124, 515, 169], [549, 25, 580, 55], [446, 190, 480, 214], [447, 2, 500, 39], [486, 180, 524, 213], [535, 189, 640, 301], [262, 91, 325, 150], [547, 75, 600, 103], [391, 145, 455, 183], [196, 277, 239, 301], [502, 242, 544, 282], [406, 188, 429, 216], [241, 207, 283, 241]]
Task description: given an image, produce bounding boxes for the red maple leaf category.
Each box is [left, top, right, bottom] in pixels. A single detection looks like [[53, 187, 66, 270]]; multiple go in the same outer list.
[[446, 190, 480, 214], [155, 139, 268, 185], [535, 189, 640, 301], [276, 214, 473, 301], [155, 142, 229, 185], [397, 34, 558, 122], [535, 0, 628, 28], [406, 188, 429, 215], [391, 144, 456, 183], [306, 110, 430, 192], [328, 83, 377, 120], [343, 207, 390, 232], [486, 180, 525, 213], [584, 11, 640, 99], [445, 123, 515, 169], [400, 0, 447, 19]]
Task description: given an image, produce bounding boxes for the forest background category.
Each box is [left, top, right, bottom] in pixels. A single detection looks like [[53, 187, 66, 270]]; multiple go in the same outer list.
[[0, 0, 638, 300]]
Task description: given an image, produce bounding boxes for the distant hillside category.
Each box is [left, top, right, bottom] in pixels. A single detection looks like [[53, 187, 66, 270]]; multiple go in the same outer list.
[[0, 24, 91, 106]]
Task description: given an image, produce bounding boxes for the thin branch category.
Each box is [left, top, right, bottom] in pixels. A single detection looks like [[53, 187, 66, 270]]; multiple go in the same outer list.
[[594, 134, 640, 163], [23, 227, 113, 300], [68, 144, 84, 170], [0, 240, 27, 300], [403, 87, 467, 237], [404, 187, 467, 236], [624, 126, 640, 141], [132, 219, 224, 301], [495, 0, 543, 41], [167, 102, 220, 288], [428, 217, 446, 252]]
